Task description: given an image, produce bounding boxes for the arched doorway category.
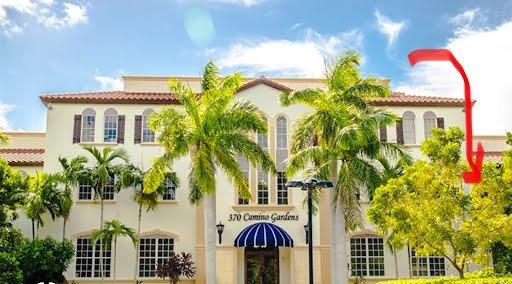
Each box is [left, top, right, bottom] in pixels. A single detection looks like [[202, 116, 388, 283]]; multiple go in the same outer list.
[[234, 222, 294, 284]]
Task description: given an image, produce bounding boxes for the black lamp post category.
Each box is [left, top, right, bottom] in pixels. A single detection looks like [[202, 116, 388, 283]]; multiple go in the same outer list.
[[216, 222, 225, 244], [286, 178, 333, 284]]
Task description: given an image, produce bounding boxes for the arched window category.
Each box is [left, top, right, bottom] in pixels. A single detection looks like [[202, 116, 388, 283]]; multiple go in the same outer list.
[[75, 235, 111, 278], [423, 111, 437, 139], [142, 108, 155, 143], [257, 124, 269, 205], [103, 108, 118, 142], [350, 235, 385, 277], [81, 108, 96, 142], [276, 116, 288, 205], [402, 111, 416, 145], [138, 235, 175, 277]]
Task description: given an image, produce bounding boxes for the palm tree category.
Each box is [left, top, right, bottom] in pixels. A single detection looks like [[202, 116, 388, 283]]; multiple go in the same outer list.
[[91, 219, 138, 282], [144, 62, 275, 283], [58, 155, 88, 241], [0, 128, 9, 145], [118, 164, 179, 281], [281, 50, 409, 284], [81, 145, 130, 282], [81, 145, 129, 229], [24, 172, 62, 240]]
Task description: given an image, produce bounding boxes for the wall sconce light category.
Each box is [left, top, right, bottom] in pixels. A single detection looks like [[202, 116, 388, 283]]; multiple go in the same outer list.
[[216, 222, 225, 244]]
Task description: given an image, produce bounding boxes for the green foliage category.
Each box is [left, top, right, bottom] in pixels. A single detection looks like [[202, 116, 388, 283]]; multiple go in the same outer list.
[[493, 242, 512, 274], [0, 227, 26, 253], [91, 219, 138, 249], [0, 158, 28, 227], [378, 277, 512, 284], [144, 61, 275, 205], [24, 172, 62, 237], [0, 129, 9, 145], [281, 50, 409, 228], [368, 127, 512, 278], [81, 145, 130, 199], [16, 237, 74, 284], [0, 252, 22, 283]]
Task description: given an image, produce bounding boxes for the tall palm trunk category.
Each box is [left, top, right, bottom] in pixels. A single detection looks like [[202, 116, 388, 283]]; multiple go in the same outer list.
[[62, 216, 68, 242], [204, 194, 217, 284], [31, 220, 35, 240], [134, 203, 142, 281], [100, 196, 105, 284], [328, 162, 349, 284], [113, 236, 117, 282]]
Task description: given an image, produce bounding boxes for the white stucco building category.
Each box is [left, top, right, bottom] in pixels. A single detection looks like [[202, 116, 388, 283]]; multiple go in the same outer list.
[[1, 75, 507, 284]]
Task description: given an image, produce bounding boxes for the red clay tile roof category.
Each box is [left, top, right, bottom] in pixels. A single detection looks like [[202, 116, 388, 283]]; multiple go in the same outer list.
[[39, 80, 467, 107], [40, 91, 180, 106], [370, 92, 467, 107], [0, 148, 45, 166]]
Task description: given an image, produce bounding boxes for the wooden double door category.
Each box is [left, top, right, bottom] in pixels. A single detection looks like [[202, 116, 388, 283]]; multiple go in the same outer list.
[[245, 248, 279, 284]]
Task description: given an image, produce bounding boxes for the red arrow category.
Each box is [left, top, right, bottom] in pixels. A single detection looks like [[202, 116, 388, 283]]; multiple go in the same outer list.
[[408, 49, 484, 184]]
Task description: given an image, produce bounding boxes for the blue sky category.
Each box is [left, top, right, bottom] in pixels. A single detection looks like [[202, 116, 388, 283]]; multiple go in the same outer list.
[[0, 0, 510, 134]]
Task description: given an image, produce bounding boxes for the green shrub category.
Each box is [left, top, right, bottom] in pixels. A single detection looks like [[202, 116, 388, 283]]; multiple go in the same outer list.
[[378, 277, 512, 284], [0, 252, 22, 283], [0, 227, 27, 253], [16, 237, 74, 284]]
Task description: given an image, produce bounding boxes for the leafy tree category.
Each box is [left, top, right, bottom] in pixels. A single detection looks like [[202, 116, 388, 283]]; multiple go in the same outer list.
[[0, 228, 26, 283], [24, 172, 62, 239], [118, 164, 179, 281], [0, 158, 28, 227], [368, 127, 512, 278], [280, 50, 407, 283], [92, 219, 138, 282], [143, 61, 275, 283], [156, 252, 196, 284], [0, 227, 27, 253], [16, 237, 74, 284], [0, 252, 22, 283], [58, 155, 88, 241]]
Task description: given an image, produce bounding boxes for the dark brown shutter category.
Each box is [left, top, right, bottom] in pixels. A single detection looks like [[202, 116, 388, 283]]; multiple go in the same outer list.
[[379, 126, 387, 142], [73, 115, 82, 143], [396, 121, 404, 144], [117, 115, 125, 144], [134, 115, 142, 144], [437, 117, 445, 129]]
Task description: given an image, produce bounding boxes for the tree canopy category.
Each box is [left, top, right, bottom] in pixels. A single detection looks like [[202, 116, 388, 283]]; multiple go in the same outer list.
[[368, 127, 512, 278], [0, 158, 28, 227]]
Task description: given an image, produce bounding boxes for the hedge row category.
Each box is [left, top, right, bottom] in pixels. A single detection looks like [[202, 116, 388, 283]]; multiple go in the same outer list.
[[379, 278, 512, 284]]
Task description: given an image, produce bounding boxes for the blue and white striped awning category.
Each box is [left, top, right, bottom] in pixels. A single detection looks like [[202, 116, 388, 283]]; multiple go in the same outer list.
[[234, 222, 294, 248]]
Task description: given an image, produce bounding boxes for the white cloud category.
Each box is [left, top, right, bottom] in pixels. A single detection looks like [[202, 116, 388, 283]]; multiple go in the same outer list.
[[374, 9, 406, 46], [289, 22, 303, 30], [0, 0, 87, 35], [396, 20, 512, 135], [450, 8, 479, 27], [95, 76, 123, 91], [206, 0, 264, 7], [0, 103, 14, 130], [217, 28, 364, 76]]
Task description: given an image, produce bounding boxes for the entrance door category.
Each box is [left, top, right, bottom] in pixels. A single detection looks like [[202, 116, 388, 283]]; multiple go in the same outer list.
[[245, 248, 279, 284]]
